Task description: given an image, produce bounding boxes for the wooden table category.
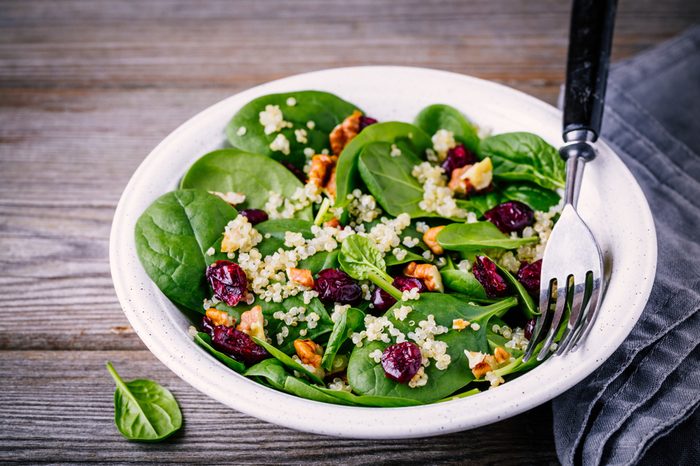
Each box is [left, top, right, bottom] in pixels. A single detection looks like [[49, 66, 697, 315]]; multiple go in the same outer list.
[[1, 1, 697, 463]]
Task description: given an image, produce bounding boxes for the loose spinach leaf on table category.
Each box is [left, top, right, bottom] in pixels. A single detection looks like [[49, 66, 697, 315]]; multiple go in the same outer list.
[[334, 122, 431, 208], [347, 294, 518, 402], [134, 189, 237, 312], [440, 256, 487, 299], [414, 104, 480, 152], [437, 221, 538, 253], [338, 235, 402, 300], [180, 149, 313, 220], [193, 332, 246, 373], [226, 91, 360, 168], [321, 307, 365, 371], [479, 132, 565, 191], [106, 362, 182, 442], [358, 141, 435, 218]]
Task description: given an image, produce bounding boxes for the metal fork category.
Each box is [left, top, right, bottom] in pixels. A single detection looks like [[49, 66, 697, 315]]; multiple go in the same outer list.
[[522, 0, 616, 363]]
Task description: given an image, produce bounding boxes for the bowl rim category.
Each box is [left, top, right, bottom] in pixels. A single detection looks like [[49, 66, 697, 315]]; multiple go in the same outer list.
[[110, 65, 657, 439]]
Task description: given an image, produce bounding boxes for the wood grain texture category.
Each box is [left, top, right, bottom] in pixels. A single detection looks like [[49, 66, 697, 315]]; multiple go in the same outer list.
[[0, 0, 697, 462]]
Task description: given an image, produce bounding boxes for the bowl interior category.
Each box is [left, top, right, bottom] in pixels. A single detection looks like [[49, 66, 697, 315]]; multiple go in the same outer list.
[[110, 66, 656, 439]]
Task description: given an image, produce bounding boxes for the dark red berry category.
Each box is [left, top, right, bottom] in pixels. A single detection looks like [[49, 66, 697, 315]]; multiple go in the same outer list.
[[313, 268, 362, 305], [484, 201, 535, 234], [212, 325, 269, 365], [239, 209, 268, 225], [440, 144, 478, 177], [282, 161, 307, 183], [381, 342, 423, 384], [472, 256, 508, 297], [201, 316, 215, 336], [370, 276, 428, 313], [517, 259, 542, 297], [524, 318, 537, 340], [206, 260, 248, 306], [359, 116, 378, 131]]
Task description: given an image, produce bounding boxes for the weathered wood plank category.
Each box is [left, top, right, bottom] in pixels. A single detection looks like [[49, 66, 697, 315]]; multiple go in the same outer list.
[[0, 350, 558, 464]]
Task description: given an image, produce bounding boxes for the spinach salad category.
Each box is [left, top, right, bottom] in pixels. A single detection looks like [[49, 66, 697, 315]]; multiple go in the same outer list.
[[135, 91, 567, 407]]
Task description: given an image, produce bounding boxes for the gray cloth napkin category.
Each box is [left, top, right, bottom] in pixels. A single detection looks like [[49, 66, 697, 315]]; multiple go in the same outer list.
[[552, 26, 700, 466]]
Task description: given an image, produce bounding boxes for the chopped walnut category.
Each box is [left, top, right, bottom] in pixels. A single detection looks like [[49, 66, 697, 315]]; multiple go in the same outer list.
[[205, 308, 235, 327], [404, 262, 444, 292], [324, 217, 341, 228], [422, 225, 445, 255], [471, 355, 497, 378], [237, 305, 265, 340], [329, 110, 362, 155], [448, 165, 472, 194], [325, 164, 337, 198], [459, 157, 493, 191], [308, 154, 336, 188], [494, 346, 511, 364], [287, 267, 314, 288], [294, 339, 323, 368]]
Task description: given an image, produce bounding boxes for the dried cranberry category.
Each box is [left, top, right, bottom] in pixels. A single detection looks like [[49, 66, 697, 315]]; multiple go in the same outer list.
[[282, 161, 307, 183], [206, 260, 248, 306], [359, 116, 378, 131], [313, 268, 362, 305], [441, 144, 478, 177], [212, 325, 269, 365], [381, 342, 423, 384], [524, 318, 537, 340], [370, 276, 428, 313], [517, 259, 542, 297], [239, 209, 268, 225], [484, 201, 535, 234], [472, 256, 508, 297], [201, 316, 215, 336]]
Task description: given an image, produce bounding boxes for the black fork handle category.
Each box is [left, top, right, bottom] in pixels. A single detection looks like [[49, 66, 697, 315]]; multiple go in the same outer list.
[[563, 0, 618, 142]]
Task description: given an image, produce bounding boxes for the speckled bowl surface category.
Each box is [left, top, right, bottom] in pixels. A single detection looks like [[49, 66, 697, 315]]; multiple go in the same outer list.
[[110, 67, 657, 439]]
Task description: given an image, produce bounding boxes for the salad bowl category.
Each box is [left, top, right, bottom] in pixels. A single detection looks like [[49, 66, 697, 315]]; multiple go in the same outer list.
[[110, 66, 656, 438]]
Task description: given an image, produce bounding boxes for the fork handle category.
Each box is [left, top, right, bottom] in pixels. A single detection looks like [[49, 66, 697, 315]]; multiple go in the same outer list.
[[563, 0, 618, 142]]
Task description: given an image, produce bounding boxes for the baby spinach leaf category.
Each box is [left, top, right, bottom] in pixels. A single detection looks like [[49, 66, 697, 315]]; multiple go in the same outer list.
[[437, 221, 538, 253], [347, 294, 518, 402], [180, 149, 312, 220], [106, 362, 182, 442], [339, 235, 402, 300], [335, 122, 431, 208], [500, 183, 561, 212], [252, 336, 325, 385], [134, 189, 238, 312], [244, 358, 288, 390], [440, 256, 487, 299], [226, 91, 360, 168], [299, 249, 339, 274], [494, 261, 539, 318], [316, 386, 423, 407], [385, 248, 424, 267], [479, 132, 565, 191], [321, 307, 365, 371], [255, 219, 314, 255], [414, 104, 480, 152], [358, 141, 435, 218], [456, 192, 501, 217], [193, 332, 246, 373], [282, 376, 355, 405], [437, 387, 481, 403]]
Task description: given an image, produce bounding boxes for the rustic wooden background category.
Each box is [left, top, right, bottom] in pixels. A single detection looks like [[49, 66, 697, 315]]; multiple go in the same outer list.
[[1, 0, 697, 463]]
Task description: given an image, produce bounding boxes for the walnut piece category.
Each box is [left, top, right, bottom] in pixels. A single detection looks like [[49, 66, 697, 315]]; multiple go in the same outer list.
[[205, 308, 235, 327], [329, 110, 362, 155], [287, 267, 314, 288], [294, 339, 323, 368], [404, 262, 444, 292], [422, 225, 445, 255], [237, 305, 265, 340]]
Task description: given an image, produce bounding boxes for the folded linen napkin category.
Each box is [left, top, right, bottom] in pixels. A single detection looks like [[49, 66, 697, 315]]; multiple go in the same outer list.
[[552, 26, 700, 466]]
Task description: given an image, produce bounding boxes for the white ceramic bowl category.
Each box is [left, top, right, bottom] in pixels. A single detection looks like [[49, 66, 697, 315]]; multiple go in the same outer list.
[[110, 66, 657, 438]]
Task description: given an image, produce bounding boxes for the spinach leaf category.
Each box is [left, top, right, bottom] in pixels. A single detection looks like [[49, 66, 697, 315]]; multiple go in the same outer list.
[[456, 192, 502, 217], [252, 336, 325, 385], [255, 219, 314, 256], [299, 249, 339, 274], [358, 141, 435, 218], [338, 235, 402, 300], [180, 149, 312, 220], [282, 376, 354, 406], [414, 104, 480, 152], [500, 183, 561, 212], [321, 307, 365, 371], [440, 256, 487, 299], [244, 358, 288, 390], [316, 386, 423, 407], [494, 261, 539, 318], [334, 122, 431, 208], [479, 132, 565, 191], [385, 248, 424, 267], [437, 221, 538, 252], [437, 388, 481, 403], [106, 362, 182, 442], [346, 294, 518, 402], [226, 91, 359, 168], [193, 332, 246, 373], [134, 189, 238, 312]]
